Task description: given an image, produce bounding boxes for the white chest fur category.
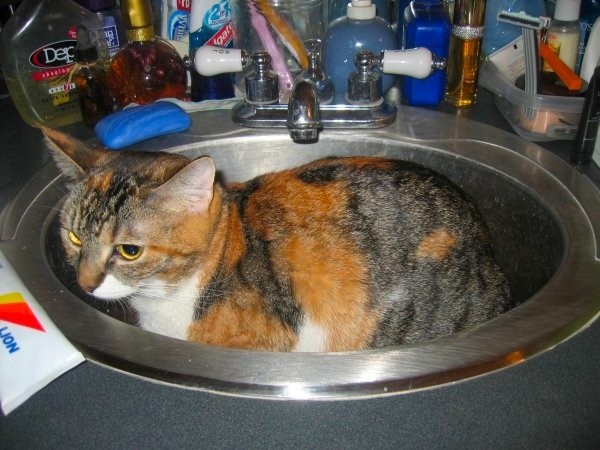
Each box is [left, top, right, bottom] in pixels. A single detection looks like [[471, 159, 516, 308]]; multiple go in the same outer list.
[[127, 274, 199, 340], [293, 317, 329, 352], [93, 273, 198, 340]]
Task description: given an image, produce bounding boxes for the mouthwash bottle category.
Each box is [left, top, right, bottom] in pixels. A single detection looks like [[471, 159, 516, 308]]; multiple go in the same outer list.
[[401, 0, 450, 106], [0, 0, 104, 127], [323, 0, 396, 104], [72, 25, 115, 127]]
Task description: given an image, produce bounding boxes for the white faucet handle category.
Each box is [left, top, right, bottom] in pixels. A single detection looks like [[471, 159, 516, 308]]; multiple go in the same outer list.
[[194, 46, 245, 77], [381, 48, 440, 79]]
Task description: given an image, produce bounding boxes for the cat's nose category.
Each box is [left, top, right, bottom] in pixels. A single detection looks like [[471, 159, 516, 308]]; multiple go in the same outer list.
[[78, 269, 105, 294], [78, 277, 103, 295]]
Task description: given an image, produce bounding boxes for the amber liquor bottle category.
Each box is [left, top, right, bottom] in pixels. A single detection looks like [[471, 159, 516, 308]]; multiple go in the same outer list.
[[72, 26, 115, 127], [107, 0, 187, 108], [444, 0, 486, 107]]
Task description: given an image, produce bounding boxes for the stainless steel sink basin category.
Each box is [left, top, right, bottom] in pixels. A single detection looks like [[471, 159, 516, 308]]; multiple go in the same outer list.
[[1, 107, 599, 400]]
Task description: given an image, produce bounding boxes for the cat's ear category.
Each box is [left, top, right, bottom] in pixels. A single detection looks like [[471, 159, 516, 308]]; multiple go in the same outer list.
[[149, 156, 216, 213], [42, 127, 109, 181]]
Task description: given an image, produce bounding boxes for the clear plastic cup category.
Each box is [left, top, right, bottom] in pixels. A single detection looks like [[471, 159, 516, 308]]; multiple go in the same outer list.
[[230, 0, 324, 97]]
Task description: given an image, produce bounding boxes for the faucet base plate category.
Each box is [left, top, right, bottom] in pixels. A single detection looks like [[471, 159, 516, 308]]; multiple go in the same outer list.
[[232, 102, 397, 130]]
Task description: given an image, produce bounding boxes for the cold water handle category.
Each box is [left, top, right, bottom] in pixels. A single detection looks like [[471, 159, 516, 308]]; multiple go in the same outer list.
[[381, 48, 446, 79], [347, 48, 446, 105]]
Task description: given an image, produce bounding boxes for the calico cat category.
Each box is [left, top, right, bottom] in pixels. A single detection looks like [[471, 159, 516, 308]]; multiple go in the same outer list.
[[44, 127, 511, 352]]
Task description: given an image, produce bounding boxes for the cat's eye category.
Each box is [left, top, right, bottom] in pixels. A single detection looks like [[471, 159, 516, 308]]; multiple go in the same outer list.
[[116, 244, 142, 261], [67, 230, 82, 246]]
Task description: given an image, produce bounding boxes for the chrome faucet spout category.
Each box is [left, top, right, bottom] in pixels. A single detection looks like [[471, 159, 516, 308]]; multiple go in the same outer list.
[[286, 79, 321, 143]]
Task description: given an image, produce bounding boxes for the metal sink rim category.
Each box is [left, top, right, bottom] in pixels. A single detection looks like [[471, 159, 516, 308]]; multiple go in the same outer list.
[[1, 110, 599, 400]]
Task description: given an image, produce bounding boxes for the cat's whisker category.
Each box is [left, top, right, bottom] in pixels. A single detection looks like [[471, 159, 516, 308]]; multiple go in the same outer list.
[[135, 281, 230, 297], [129, 286, 227, 311], [56, 185, 69, 195], [135, 290, 201, 305], [36, 203, 68, 215], [119, 296, 136, 319]]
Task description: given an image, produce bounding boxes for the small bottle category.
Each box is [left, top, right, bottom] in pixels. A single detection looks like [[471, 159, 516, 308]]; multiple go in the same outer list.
[[75, 0, 127, 59], [107, 0, 187, 108], [577, 0, 600, 73], [0, 0, 104, 127], [397, 0, 413, 48], [323, 0, 397, 104], [150, 0, 164, 36], [580, 17, 600, 83], [541, 0, 581, 92], [402, 0, 451, 106], [189, 0, 234, 101], [444, 0, 486, 107], [72, 25, 115, 127], [542, 0, 581, 74], [571, 65, 600, 166]]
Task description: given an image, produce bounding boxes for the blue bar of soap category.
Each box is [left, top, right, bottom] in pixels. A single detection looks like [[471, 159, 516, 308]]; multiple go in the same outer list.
[[95, 102, 192, 150]]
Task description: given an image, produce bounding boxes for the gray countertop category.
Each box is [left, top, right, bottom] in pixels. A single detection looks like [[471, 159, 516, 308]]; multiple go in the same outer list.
[[1, 89, 599, 448]]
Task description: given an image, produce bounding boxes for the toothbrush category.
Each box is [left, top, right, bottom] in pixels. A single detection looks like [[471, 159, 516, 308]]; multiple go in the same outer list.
[[254, 0, 309, 70], [247, 0, 295, 92]]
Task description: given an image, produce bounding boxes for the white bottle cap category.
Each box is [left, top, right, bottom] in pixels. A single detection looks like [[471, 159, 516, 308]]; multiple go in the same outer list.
[[554, 0, 581, 22], [347, 0, 376, 20]]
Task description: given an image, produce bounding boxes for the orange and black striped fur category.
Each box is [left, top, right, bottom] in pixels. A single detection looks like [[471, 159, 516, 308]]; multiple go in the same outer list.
[[44, 128, 511, 351]]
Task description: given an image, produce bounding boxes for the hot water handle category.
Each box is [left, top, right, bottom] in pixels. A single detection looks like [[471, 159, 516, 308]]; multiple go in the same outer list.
[[193, 46, 248, 76]]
